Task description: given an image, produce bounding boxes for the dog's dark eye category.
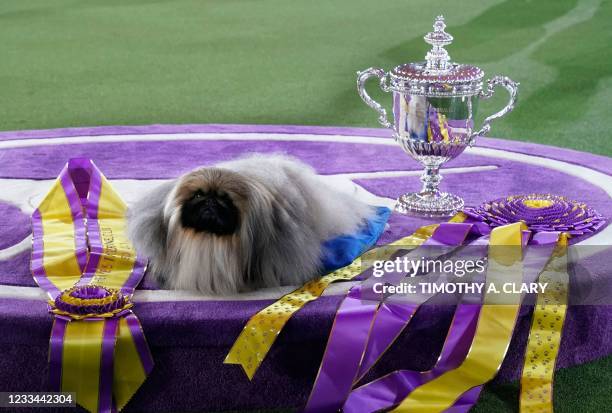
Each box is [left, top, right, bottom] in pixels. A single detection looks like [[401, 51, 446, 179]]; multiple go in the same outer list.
[[192, 190, 205, 200]]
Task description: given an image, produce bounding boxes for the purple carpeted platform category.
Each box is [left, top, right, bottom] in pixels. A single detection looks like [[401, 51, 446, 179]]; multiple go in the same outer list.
[[0, 124, 610, 412]]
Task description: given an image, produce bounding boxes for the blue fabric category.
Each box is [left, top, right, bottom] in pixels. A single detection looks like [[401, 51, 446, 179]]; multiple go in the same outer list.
[[320, 206, 392, 273]]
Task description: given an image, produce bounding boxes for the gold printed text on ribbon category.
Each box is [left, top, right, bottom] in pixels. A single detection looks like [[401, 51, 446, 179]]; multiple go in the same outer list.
[[91, 175, 140, 290]]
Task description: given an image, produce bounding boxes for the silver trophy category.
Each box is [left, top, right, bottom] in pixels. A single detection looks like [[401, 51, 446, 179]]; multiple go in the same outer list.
[[357, 16, 518, 217]]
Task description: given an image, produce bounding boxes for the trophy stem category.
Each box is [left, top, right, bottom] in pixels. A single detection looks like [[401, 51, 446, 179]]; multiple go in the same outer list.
[[420, 166, 442, 197], [395, 164, 464, 217]]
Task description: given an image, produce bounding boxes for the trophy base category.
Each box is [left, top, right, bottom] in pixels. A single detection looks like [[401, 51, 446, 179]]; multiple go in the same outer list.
[[395, 192, 464, 218]]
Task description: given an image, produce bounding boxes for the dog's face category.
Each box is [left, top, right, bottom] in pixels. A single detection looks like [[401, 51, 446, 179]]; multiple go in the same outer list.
[[170, 168, 251, 237], [140, 167, 269, 294]]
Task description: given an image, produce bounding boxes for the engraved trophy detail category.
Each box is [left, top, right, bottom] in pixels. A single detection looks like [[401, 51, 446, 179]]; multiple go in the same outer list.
[[357, 16, 518, 217]]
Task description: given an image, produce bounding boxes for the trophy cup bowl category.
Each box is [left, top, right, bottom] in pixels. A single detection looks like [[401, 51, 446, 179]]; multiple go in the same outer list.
[[357, 16, 518, 217]]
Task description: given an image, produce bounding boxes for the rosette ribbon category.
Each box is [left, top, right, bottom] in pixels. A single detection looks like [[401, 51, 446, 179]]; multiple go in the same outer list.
[[464, 194, 597, 413], [307, 194, 602, 412], [464, 194, 605, 236], [31, 158, 153, 413]]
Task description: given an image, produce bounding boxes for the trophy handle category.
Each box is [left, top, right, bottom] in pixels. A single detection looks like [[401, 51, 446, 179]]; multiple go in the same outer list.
[[469, 75, 519, 145], [356, 67, 392, 129]]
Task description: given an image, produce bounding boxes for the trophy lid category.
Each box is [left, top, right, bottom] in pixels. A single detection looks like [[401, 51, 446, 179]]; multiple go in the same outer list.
[[389, 16, 483, 96]]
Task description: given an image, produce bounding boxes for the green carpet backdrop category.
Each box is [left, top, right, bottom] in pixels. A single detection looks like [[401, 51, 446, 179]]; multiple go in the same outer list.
[[0, 0, 610, 156], [0, 0, 610, 412]]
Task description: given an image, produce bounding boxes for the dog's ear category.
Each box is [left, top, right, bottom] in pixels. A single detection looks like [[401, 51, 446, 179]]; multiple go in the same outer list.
[[126, 180, 175, 260]]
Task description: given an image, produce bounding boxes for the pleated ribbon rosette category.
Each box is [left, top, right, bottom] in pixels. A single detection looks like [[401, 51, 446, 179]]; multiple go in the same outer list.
[[31, 158, 153, 413], [227, 194, 604, 413]]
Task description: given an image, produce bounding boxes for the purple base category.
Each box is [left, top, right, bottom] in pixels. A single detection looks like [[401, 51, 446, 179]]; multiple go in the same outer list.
[[0, 124, 610, 412], [0, 203, 30, 250], [1, 299, 610, 413]]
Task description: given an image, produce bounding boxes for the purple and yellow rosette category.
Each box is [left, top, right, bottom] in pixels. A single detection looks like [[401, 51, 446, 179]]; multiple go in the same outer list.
[[304, 194, 604, 413], [49, 285, 133, 320], [464, 194, 605, 236], [32, 158, 153, 413]]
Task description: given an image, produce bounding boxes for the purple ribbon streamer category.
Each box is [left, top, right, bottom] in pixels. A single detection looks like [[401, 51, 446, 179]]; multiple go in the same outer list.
[[304, 223, 483, 412], [49, 318, 68, 391], [75, 159, 104, 287], [125, 312, 155, 375], [99, 318, 119, 413], [60, 170, 88, 273], [303, 286, 379, 413], [436, 232, 560, 413], [344, 245, 488, 412], [342, 232, 560, 412], [356, 223, 488, 380], [31, 208, 62, 299], [343, 304, 481, 413]]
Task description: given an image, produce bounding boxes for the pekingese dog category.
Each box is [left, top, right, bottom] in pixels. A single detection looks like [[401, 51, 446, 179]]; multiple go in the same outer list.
[[127, 154, 376, 295]]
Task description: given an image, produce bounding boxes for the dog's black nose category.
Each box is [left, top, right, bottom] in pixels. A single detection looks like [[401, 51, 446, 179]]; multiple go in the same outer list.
[[180, 191, 240, 235]]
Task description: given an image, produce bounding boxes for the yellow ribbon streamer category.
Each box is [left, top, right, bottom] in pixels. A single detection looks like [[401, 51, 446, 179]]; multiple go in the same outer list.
[[113, 317, 150, 411], [224, 213, 467, 379], [61, 319, 109, 413], [520, 234, 569, 413], [393, 221, 527, 413], [37, 177, 84, 293], [91, 175, 142, 290]]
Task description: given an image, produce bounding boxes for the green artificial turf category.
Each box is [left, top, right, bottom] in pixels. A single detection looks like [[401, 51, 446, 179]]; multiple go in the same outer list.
[[0, 1, 610, 412], [0, 0, 611, 156], [472, 353, 612, 413], [210, 354, 612, 413]]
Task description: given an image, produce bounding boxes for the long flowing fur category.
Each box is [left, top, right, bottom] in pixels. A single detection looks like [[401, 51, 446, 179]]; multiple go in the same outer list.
[[127, 154, 375, 295]]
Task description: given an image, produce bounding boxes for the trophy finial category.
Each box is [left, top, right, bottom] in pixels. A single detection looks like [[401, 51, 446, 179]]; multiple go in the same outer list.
[[424, 15, 453, 71], [433, 15, 446, 31]]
